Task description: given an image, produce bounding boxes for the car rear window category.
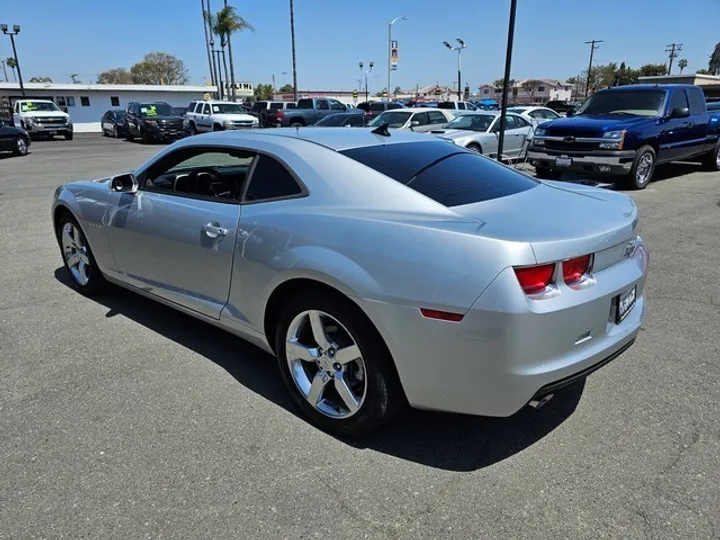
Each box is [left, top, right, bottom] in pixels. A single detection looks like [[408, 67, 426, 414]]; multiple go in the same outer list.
[[269, 103, 284, 110], [437, 102, 455, 109], [341, 141, 538, 207], [297, 99, 314, 109], [286, 103, 297, 109]]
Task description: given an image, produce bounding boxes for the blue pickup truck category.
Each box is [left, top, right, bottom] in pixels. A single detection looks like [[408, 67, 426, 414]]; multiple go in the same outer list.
[[528, 84, 720, 189]]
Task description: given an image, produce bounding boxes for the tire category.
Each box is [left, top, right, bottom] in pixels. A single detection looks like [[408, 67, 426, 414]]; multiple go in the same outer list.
[[65, 132, 73, 141], [56, 213, 107, 296], [102, 128, 108, 137], [125, 125, 134, 141], [621, 145, 656, 190], [275, 290, 404, 437], [700, 140, 720, 172], [213, 123, 223, 132], [467, 143, 482, 153], [290, 121, 304, 128], [140, 129, 151, 144], [188, 122, 198, 136], [535, 167, 562, 180], [12, 136, 29, 156], [112, 125, 118, 138]]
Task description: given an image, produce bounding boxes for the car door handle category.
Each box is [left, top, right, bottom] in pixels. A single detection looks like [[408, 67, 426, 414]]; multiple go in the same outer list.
[[684, 121, 694, 128], [202, 223, 228, 238]]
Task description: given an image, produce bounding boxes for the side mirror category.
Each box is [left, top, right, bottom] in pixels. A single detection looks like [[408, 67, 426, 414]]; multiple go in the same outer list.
[[110, 173, 138, 193], [566, 108, 575, 117], [670, 106, 690, 118], [410, 120, 420, 127], [0, 121, 4, 127]]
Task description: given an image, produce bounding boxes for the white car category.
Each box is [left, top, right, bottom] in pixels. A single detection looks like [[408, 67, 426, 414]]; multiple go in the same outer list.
[[367, 108, 455, 132], [185, 100, 259, 133], [12, 99, 73, 140], [507, 106, 561, 127]]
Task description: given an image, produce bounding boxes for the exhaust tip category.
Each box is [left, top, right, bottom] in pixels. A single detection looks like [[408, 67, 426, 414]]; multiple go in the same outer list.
[[528, 394, 554, 409]]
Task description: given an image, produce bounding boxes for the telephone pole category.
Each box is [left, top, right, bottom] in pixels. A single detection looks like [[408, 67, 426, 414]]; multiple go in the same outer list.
[[584, 40, 603, 98], [665, 42, 683, 75]]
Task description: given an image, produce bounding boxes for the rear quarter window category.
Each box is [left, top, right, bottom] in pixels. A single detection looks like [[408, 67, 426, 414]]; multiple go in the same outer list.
[[341, 141, 538, 206]]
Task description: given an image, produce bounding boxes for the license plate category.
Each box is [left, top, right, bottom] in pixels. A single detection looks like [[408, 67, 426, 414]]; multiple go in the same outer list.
[[555, 156, 572, 168], [49, 130, 57, 135], [616, 285, 637, 323]]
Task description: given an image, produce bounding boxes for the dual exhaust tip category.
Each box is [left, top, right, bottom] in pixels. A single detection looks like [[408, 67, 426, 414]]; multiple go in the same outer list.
[[528, 393, 554, 409]]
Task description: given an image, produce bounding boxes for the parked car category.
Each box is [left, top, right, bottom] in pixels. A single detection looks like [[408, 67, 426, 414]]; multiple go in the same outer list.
[[367, 108, 455, 132], [431, 111, 534, 160], [412, 102, 438, 108], [314, 111, 368, 127], [437, 101, 477, 111], [0, 120, 30, 156], [52, 128, 648, 436], [12, 99, 73, 140], [277, 97, 350, 127], [527, 84, 720, 188], [545, 100, 582, 114], [257, 102, 298, 127], [184, 100, 259, 134], [101, 110, 127, 138], [124, 102, 187, 143], [507, 106, 561, 126], [356, 101, 405, 120]]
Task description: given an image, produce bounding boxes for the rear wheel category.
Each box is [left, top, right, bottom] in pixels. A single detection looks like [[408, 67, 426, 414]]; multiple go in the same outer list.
[[56, 213, 107, 296], [290, 121, 304, 128], [12, 136, 28, 156], [535, 167, 562, 180], [467, 143, 482, 153], [701, 140, 720, 172], [140, 129, 151, 144], [275, 291, 404, 437], [621, 145, 655, 190]]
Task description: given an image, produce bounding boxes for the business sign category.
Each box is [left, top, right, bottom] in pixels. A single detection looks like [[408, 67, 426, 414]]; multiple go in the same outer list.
[[391, 40, 398, 71]]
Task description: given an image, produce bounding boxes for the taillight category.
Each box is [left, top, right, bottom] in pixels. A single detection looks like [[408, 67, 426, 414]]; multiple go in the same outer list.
[[419, 308, 464, 322], [276, 111, 283, 121], [514, 263, 555, 294], [562, 255, 591, 285]]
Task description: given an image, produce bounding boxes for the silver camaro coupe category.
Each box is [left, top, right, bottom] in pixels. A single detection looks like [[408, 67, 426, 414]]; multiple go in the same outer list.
[[52, 128, 649, 436]]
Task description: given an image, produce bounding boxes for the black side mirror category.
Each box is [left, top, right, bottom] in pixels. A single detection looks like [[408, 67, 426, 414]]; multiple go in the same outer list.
[[670, 106, 690, 118], [566, 108, 575, 117], [110, 173, 138, 193]]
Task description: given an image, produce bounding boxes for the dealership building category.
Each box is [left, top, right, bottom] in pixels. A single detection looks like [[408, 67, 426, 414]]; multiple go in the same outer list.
[[0, 82, 217, 132]]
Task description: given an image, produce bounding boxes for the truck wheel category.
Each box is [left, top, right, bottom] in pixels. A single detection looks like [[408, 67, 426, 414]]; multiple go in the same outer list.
[[125, 128, 134, 142], [535, 167, 562, 180], [213, 123, 223, 131], [65, 132, 73, 141], [622, 145, 656, 190], [188, 122, 198, 135], [290, 121, 304, 128], [701, 140, 720, 172], [140, 129, 151, 144]]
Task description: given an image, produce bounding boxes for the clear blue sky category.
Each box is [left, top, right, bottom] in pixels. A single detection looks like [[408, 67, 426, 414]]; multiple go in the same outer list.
[[2, 0, 718, 92]]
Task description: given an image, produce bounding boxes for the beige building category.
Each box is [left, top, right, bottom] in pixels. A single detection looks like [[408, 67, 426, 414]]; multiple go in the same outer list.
[[478, 79, 572, 104], [637, 73, 720, 99]]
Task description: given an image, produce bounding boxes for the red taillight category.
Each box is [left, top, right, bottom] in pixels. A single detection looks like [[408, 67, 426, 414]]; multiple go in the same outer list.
[[276, 111, 284, 121], [513, 264, 555, 295], [419, 308, 464, 322], [562, 255, 591, 285]]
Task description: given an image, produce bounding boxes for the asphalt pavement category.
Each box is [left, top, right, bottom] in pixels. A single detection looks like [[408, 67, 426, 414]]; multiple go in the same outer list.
[[1, 134, 719, 540]]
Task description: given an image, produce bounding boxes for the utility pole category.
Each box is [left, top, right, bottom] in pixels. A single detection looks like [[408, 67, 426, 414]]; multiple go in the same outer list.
[[290, 0, 298, 101], [443, 39, 467, 101], [387, 16, 407, 102], [665, 42, 683, 75], [584, 39, 603, 99], [1, 25, 25, 97]]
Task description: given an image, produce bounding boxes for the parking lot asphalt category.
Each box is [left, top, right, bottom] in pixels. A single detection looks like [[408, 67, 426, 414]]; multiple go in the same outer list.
[[1, 134, 719, 540]]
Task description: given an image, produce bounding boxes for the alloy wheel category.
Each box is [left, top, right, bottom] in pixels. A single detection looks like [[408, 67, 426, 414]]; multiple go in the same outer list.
[[635, 153, 654, 185], [285, 310, 367, 419], [716, 146, 720, 168], [61, 222, 91, 286], [16, 137, 27, 155]]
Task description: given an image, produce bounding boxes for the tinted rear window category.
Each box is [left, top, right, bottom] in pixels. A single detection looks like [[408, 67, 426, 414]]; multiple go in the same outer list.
[[370, 103, 385, 112], [286, 103, 297, 109], [437, 102, 455, 109], [269, 103, 284, 110], [341, 141, 538, 207], [297, 99, 314, 109]]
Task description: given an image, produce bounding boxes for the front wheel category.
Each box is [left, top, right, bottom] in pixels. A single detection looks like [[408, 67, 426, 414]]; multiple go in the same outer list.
[[701, 140, 720, 172], [467, 143, 482, 153], [275, 291, 404, 437], [65, 132, 73, 141], [12, 136, 29, 156], [621, 145, 656, 190], [57, 214, 107, 296]]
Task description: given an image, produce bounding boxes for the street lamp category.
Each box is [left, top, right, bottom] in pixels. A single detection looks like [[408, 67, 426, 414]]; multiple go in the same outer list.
[[359, 61, 374, 102], [1, 24, 25, 97], [387, 15, 407, 102], [442, 38, 467, 101]]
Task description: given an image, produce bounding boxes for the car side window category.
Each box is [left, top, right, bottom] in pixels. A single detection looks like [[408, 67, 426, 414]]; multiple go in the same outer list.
[[505, 115, 518, 129], [413, 112, 430, 125], [143, 148, 255, 201], [330, 100, 345, 111], [458, 103, 466, 110], [244, 155, 303, 202], [317, 100, 329, 110], [686, 87, 705, 113], [668, 89, 689, 112], [203, 103, 212, 115], [428, 111, 447, 124], [347, 115, 364, 126], [515, 116, 530, 127]]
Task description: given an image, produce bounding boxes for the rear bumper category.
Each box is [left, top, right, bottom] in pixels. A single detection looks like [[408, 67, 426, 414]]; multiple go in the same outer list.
[[358, 237, 649, 417], [528, 148, 635, 175]]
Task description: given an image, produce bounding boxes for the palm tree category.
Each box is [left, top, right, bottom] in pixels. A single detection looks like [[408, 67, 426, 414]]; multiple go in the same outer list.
[[201, 0, 214, 88], [209, 3, 253, 101], [290, 0, 297, 101], [678, 59, 688, 74], [6, 57, 17, 82]]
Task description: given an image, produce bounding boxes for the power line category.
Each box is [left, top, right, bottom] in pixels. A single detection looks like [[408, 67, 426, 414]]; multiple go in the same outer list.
[[584, 39, 603, 98], [665, 42, 683, 75]]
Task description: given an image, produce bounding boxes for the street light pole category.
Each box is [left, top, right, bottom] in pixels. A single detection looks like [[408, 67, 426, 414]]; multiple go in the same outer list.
[[496, 0, 517, 162], [443, 39, 466, 102], [1, 24, 25, 97], [359, 61, 374, 102], [387, 16, 407, 102]]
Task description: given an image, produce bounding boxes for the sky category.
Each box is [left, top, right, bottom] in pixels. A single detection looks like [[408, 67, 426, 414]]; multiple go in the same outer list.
[[1, 0, 719, 93]]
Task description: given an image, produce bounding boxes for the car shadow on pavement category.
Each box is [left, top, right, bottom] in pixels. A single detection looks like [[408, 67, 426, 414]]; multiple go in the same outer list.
[[54, 267, 584, 472]]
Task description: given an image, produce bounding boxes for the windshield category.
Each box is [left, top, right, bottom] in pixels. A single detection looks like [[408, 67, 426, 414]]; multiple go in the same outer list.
[[368, 111, 411, 128], [575, 90, 666, 117], [211, 103, 246, 114], [445, 114, 494, 132], [19, 101, 60, 112], [140, 103, 176, 117]]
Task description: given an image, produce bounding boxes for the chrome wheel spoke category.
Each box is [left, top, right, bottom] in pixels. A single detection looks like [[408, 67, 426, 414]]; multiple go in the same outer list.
[[307, 372, 330, 405], [308, 310, 330, 349], [62, 228, 76, 250], [66, 252, 81, 267], [286, 339, 317, 362], [77, 261, 89, 285], [335, 344, 361, 365], [334, 374, 360, 414]]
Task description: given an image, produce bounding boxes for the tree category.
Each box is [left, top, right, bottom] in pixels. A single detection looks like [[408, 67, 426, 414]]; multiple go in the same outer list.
[[678, 59, 688, 74], [29, 76, 52, 83], [521, 79, 542, 102], [697, 68, 710, 75], [130, 52, 189, 85], [253, 83, 274, 100], [709, 42, 720, 75], [70, 74, 81, 84], [96, 68, 133, 84], [278, 83, 293, 93], [639, 63, 668, 77], [597, 63, 618, 88], [6, 57, 17, 82], [208, 3, 254, 101]]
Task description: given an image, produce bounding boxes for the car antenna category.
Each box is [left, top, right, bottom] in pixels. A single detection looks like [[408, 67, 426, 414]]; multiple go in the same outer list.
[[371, 123, 391, 137]]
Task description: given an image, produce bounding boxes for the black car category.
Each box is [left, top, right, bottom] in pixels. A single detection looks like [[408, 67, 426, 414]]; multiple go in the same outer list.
[[0, 121, 30, 157], [314, 111, 368, 127], [101, 110, 127, 138], [356, 101, 404, 120], [124, 102, 186, 143], [545, 100, 583, 114]]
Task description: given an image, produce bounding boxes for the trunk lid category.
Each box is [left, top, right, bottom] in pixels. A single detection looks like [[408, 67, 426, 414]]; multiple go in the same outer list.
[[452, 181, 638, 263]]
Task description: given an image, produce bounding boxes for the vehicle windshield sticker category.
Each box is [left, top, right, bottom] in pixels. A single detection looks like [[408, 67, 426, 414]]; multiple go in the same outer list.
[[212, 105, 220, 113], [144, 105, 158, 116], [20, 103, 35, 112]]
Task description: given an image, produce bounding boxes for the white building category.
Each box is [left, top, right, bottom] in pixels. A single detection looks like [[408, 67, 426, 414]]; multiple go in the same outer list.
[[0, 82, 218, 132]]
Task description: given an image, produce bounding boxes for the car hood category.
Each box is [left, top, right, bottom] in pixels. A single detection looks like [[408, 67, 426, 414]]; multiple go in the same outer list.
[[212, 113, 257, 122], [452, 181, 638, 262], [22, 111, 69, 119], [540, 114, 654, 137], [430, 128, 487, 141]]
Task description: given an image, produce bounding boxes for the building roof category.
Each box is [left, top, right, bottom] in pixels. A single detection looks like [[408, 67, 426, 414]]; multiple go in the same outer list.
[[0, 82, 217, 92]]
